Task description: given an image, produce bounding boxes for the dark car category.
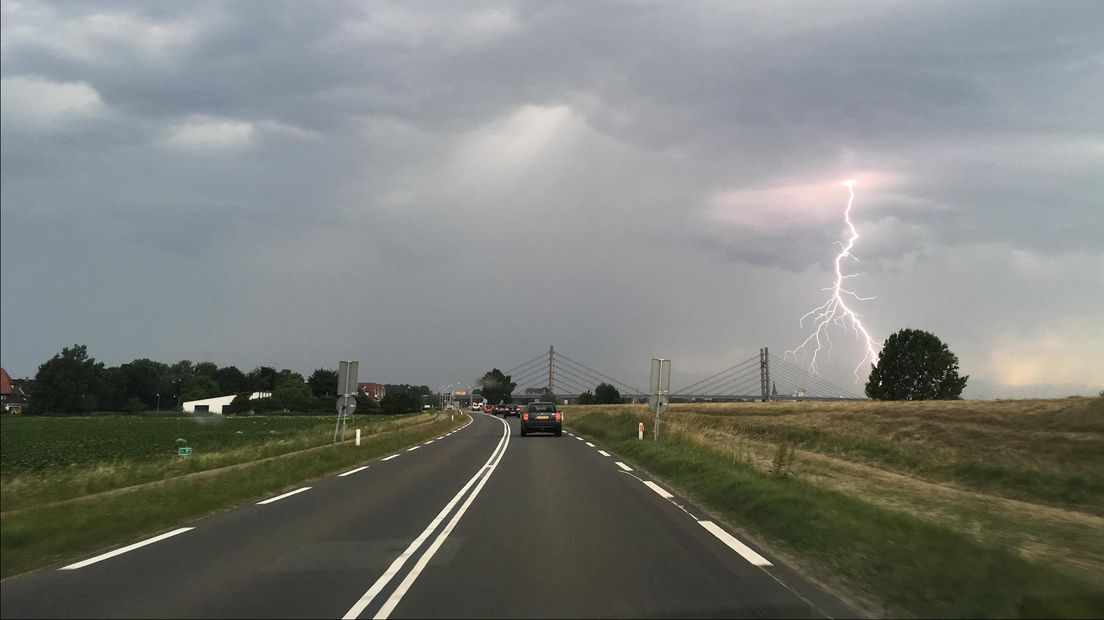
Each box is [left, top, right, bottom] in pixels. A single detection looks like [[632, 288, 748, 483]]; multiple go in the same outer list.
[[493, 403, 508, 415], [505, 404, 520, 418], [521, 402, 561, 436]]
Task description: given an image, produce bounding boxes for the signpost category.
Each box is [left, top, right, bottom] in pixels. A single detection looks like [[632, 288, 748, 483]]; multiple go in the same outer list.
[[649, 358, 671, 441], [334, 360, 359, 443]]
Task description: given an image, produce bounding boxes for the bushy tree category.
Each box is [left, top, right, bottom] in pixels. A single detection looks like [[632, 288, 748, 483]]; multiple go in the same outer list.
[[577, 390, 595, 405], [248, 366, 279, 391], [866, 328, 968, 400], [272, 377, 314, 411], [29, 344, 104, 415], [594, 383, 622, 404], [479, 369, 516, 405], [214, 366, 248, 394], [181, 375, 220, 401], [380, 386, 422, 414], [308, 368, 339, 398]]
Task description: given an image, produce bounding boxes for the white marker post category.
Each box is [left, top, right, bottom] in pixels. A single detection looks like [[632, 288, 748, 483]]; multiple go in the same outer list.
[[638, 421, 644, 440], [356, 428, 361, 446]]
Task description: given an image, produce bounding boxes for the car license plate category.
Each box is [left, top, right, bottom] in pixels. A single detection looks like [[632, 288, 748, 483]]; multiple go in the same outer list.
[[536, 415, 549, 420]]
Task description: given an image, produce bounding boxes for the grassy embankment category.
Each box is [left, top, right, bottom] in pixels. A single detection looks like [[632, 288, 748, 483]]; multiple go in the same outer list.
[[565, 398, 1104, 619], [0, 411, 466, 578]]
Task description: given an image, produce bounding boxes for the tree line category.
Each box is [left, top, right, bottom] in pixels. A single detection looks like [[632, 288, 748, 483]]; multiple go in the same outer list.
[[24, 344, 434, 415]]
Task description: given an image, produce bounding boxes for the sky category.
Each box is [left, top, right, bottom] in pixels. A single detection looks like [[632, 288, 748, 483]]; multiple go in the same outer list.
[[2, 0, 1102, 399]]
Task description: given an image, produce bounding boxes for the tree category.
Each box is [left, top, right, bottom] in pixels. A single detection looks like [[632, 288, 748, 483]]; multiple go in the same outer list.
[[380, 386, 422, 414], [594, 383, 622, 404], [577, 390, 596, 405], [120, 358, 168, 409], [181, 375, 220, 401], [29, 344, 104, 415], [214, 366, 248, 394], [248, 366, 278, 391], [272, 377, 314, 411], [866, 328, 969, 400], [479, 369, 516, 405], [307, 368, 339, 398]]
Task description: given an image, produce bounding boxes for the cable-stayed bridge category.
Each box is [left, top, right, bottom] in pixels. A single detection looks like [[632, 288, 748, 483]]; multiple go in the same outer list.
[[497, 346, 864, 403]]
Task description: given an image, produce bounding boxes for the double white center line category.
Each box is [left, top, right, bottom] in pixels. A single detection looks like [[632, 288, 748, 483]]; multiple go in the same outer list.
[[343, 415, 511, 619]]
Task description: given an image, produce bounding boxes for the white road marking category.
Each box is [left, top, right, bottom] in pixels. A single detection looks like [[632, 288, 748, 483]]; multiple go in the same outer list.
[[585, 442, 595, 448], [339, 466, 370, 477], [343, 416, 511, 620], [575, 436, 584, 441], [698, 520, 773, 566], [423, 440, 435, 445], [615, 462, 633, 472], [598, 450, 611, 457], [381, 454, 399, 461], [60, 528, 195, 570], [375, 420, 512, 619], [256, 487, 312, 505], [644, 481, 674, 499], [406, 446, 420, 452]]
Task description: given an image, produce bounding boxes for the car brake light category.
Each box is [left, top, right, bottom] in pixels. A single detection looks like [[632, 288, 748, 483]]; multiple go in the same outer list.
[[555, 411, 562, 422], [522, 413, 528, 421]]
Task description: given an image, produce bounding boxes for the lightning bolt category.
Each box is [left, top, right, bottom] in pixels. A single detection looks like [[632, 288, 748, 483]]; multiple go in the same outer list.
[[786, 180, 881, 381]]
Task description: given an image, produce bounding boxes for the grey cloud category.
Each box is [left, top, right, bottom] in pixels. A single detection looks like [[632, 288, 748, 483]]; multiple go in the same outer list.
[[2, 0, 1102, 398]]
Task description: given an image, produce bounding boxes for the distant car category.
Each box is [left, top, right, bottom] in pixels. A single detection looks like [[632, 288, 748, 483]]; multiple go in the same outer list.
[[506, 404, 519, 418], [493, 403, 508, 415], [471, 402, 482, 411], [521, 402, 562, 437]]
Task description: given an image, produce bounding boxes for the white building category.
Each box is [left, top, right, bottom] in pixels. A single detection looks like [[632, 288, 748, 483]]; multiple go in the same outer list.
[[182, 392, 272, 414]]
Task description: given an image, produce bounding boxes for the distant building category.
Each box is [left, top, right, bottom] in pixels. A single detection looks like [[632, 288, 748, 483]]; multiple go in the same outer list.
[[1, 368, 32, 414], [357, 382, 385, 400], [183, 392, 272, 414]]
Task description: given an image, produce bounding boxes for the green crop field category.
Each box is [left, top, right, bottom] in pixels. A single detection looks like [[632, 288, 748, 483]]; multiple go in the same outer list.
[[1, 415, 334, 474]]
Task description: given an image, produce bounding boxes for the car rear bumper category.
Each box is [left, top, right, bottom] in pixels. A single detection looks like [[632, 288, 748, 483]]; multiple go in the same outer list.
[[522, 421, 561, 433]]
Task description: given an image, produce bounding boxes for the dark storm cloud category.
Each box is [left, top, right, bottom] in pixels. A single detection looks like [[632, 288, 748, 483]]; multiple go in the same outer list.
[[2, 0, 1102, 397]]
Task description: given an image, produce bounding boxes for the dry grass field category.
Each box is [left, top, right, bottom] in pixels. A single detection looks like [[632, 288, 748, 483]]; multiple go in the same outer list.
[[566, 397, 1104, 617]]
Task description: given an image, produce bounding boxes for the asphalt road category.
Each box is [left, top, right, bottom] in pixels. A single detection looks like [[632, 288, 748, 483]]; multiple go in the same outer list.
[[1, 412, 859, 619]]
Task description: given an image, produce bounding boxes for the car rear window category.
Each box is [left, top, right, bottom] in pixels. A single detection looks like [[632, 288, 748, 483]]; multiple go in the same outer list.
[[528, 404, 555, 413]]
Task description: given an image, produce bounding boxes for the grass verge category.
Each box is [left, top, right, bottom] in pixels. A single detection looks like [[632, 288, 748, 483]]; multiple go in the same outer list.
[[2, 414, 432, 511], [568, 409, 1104, 619], [0, 413, 465, 579]]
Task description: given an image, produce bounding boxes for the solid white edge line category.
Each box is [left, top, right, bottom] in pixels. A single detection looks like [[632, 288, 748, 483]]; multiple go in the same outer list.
[[342, 416, 510, 620], [615, 461, 633, 471], [256, 486, 312, 505], [60, 528, 195, 570], [643, 481, 674, 499], [339, 466, 370, 477], [374, 417, 511, 619], [381, 454, 399, 461], [698, 520, 773, 566], [598, 450, 611, 457], [585, 442, 595, 447]]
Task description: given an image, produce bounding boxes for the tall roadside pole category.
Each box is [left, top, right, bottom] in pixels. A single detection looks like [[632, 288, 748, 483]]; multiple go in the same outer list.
[[649, 358, 671, 441], [334, 360, 359, 443]]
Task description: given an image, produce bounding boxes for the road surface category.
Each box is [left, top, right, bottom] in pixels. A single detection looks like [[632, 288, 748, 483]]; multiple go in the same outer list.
[[1, 412, 859, 618]]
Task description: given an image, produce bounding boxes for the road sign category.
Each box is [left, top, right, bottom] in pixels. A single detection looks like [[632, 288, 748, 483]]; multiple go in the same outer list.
[[337, 361, 359, 397], [336, 395, 357, 415], [177, 447, 192, 456], [650, 358, 671, 395], [648, 393, 670, 415]]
